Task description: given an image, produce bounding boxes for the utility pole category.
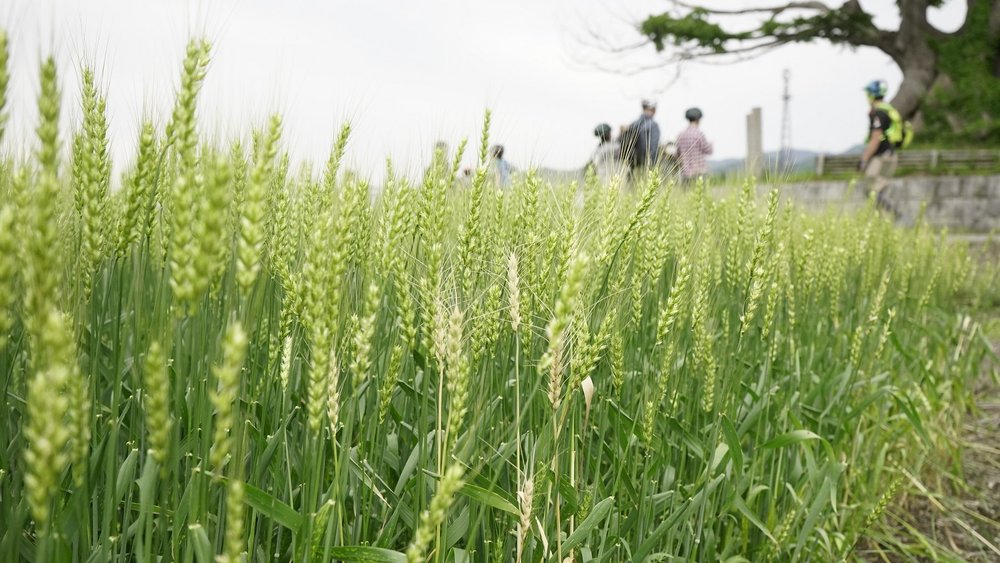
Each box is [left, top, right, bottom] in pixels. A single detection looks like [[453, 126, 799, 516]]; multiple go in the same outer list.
[[780, 69, 792, 169]]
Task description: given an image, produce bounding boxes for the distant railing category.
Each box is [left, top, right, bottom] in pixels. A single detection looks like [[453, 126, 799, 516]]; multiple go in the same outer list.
[[815, 149, 1000, 176]]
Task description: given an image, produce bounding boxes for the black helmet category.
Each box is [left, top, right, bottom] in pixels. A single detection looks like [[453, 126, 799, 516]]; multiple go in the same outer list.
[[685, 107, 703, 121], [594, 123, 612, 138]]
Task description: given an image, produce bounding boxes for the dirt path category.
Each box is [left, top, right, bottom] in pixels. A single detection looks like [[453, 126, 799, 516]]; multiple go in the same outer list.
[[866, 340, 1000, 562], [852, 222, 1000, 561], [905, 373, 1000, 562], [946, 375, 1000, 561]]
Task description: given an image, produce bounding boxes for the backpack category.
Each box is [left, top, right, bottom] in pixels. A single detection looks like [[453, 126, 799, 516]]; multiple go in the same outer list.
[[618, 127, 640, 168], [619, 119, 652, 168], [876, 102, 914, 149]]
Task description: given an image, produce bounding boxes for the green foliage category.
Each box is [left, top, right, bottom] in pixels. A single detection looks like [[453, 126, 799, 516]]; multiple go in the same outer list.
[[923, 1, 1000, 143], [641, 9, 747, 53], [637, 2, 1000, 144], [640, 5, 877, 54]]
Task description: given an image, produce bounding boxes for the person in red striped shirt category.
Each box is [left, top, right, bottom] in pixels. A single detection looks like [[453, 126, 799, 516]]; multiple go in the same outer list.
[[675, 107, 713, 185]]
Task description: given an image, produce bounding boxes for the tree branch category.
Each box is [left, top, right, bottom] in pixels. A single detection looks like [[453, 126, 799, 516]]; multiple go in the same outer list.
[[884, 0, 935, 66], [840, 0, 900, 53], [638, 0, 899, 61], [683, 34, 807, 58], [668, 0, 830, 17], [989, 0, 1000, 34]]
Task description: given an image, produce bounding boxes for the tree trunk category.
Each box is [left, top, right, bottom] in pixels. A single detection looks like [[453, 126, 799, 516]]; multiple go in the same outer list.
[[887, 0, 937, 120], [992, 0, 1000, 76], [892, 60, 937, 120]]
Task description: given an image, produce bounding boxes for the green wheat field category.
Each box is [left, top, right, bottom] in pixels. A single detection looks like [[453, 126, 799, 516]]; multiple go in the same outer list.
[[1, 36, 996, 562]]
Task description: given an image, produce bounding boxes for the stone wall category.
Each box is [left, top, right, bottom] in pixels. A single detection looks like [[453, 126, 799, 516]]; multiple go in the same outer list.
[[770, 174, 1000, 232]]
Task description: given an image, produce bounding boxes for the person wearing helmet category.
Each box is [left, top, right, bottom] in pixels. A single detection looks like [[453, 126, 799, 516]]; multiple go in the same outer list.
[[589, 123, 623, 184], [675, 107, 714, 184], [619, 99, 661, 180], [860, 80, 899, 215]]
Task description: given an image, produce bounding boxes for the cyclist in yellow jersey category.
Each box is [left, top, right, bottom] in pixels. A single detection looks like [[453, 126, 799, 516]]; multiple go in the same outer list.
[[859, 80, 901, 216]]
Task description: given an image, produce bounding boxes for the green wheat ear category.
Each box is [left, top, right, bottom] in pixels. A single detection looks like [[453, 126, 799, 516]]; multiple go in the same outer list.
[[0, 30, 9, 144], [23, 57, 63, 342], [117, 120, 157, 254], [444, 303, 469, 456], [325, 345, 340, 438], [142, 341, 173, 472], [350, 281, 380, 393], [210, 321, 248, 478], [237, 114, 282, 293], [542, 249, 589, 412], [75, 67, 112, 299], [0, 205, 16, 349], [23, 310, 76, 530], [378, 342, 404, 423], [307, 326, 333, 435], [268, 156, 295, 293], [195, 150, 234, 297], [406, 463, 465, 563], [167, 39, 212, 313], [220, 479, 246, 563]]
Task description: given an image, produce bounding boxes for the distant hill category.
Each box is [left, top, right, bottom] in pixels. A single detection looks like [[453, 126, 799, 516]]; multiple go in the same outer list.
[[707, 149, 820, 175], [706, 145, 871, 176], [536, 167, 584, 184], [533, 146, 862, 183]]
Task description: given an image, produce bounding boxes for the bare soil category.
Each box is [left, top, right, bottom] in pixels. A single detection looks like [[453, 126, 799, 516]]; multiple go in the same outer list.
[[861, 339, 1000, 562]]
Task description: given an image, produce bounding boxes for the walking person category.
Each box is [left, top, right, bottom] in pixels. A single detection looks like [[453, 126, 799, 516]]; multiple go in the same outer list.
[[675, 107, 713, 184], [491, 144, 513, 188], [859, 80, 902, 216], [619, 99, 660, 181], [589, 123, 622, 184]]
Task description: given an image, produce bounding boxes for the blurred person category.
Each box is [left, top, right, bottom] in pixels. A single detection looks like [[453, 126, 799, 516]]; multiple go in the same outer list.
[[619, 99, 661, 179], [423, 140, 451, 184], [491, 144, 512, 187], [859, 80, 902, 216], [589, 123, 622, 184], [659, 141, 678, 176], [675, 107, 713, 184]]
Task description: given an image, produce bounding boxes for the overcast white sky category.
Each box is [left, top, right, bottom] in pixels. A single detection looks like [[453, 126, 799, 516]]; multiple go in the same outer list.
[[1, 0, 966, 181]]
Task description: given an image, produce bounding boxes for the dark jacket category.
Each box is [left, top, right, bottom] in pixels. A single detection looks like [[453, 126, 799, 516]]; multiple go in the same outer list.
[[620, 115, 660, 169]]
